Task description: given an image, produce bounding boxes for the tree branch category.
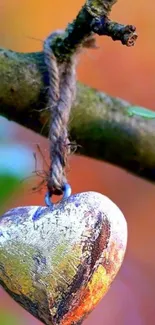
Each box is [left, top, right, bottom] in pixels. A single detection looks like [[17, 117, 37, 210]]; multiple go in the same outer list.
[[0, 47, 155, 183], [1, 0, 154, 183]]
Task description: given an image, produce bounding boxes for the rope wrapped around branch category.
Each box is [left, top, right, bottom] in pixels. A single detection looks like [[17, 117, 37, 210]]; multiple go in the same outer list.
[[44, 31, 77, 196], [43, 1, 137, 199]]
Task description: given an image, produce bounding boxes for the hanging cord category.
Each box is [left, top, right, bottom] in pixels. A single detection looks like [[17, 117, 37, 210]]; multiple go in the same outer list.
[[43, 31, 77, 205]]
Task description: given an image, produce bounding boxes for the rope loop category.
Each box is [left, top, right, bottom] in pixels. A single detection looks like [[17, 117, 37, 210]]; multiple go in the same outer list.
[[43, 31, 77, 201]]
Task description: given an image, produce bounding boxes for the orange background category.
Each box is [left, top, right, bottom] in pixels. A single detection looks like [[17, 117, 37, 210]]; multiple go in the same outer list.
[[0, 1, 155, 324]]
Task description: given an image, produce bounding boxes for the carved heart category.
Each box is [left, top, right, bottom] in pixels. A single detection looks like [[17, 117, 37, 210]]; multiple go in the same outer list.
[[0, 192, 127, 325]]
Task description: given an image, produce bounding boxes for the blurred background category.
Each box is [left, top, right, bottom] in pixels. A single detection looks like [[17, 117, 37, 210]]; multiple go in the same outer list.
[[0, 0, 155, 324]]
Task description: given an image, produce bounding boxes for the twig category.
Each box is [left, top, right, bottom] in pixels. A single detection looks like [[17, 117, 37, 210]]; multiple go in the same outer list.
[[50, 0, 137, 61]]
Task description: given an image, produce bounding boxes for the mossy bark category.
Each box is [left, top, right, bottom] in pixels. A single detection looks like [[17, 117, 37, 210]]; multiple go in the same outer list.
[[0, 48, 155, 182]]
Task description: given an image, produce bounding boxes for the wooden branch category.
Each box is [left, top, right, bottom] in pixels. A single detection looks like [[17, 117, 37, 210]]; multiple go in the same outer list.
[[0, 0, 154, 183], [0, 47, 155, 183]]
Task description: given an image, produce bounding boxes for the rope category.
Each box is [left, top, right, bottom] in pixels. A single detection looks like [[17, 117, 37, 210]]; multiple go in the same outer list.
[[43, 31, 77, 196]]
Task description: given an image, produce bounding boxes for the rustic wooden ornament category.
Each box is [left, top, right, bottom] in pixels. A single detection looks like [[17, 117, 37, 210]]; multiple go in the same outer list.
[[0, 191, 127, 325]]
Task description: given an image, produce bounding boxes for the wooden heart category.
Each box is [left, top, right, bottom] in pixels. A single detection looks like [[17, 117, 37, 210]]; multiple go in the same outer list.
[[0, 192, 127, 325]]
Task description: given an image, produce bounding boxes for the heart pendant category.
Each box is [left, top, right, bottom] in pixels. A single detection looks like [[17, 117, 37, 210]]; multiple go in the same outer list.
[[0, 192, 127, 325]]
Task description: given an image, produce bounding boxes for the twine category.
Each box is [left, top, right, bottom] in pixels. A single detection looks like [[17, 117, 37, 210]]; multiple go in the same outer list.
[[43, 31, 77, 196]]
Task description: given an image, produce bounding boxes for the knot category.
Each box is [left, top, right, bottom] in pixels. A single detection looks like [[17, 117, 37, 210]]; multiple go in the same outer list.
[[43, 31, 77, 196]]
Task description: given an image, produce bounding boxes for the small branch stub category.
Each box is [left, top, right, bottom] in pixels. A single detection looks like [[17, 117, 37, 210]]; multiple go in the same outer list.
[[91, 17, 138, 46]]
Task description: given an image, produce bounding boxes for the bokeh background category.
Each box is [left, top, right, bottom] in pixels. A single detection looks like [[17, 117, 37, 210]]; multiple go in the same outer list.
[[0, 0, 155, 324]]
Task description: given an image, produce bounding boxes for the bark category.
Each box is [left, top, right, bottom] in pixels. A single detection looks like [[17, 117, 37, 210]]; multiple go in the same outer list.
[[0, 48, 155, 182]]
